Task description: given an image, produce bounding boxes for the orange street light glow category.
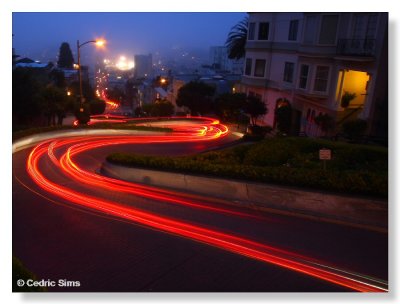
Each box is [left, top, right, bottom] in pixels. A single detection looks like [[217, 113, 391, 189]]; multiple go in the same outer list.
[[95, 39, 105, 47]]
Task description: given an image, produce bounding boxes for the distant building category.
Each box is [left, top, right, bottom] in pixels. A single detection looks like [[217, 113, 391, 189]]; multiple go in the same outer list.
[[15, 57, 50, 69], [209, 46, 244, 74], [134, 54, 153, 78], [58, 66, 89, 85], [237, 12, 388, 139]]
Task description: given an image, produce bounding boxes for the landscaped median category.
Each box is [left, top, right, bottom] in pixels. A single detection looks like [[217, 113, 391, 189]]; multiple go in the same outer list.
[[104, 137, 388, 230]]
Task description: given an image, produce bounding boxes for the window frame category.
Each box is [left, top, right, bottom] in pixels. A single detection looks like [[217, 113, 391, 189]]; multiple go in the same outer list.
[[258, 22, 270, 40], [254, 59, 266, 77], [244, 58, 253, 76], [248, 22, 256, 41], [312, 65, 331, 93], [283, 62, 295, 83], [298, 64, 310, 89], [318, 14, 339, 45], [303, 15, 317, 44], [288, 20, 299, 41]]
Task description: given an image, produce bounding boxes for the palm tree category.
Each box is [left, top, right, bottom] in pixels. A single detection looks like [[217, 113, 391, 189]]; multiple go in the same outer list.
[[225, 16, 248, 60]]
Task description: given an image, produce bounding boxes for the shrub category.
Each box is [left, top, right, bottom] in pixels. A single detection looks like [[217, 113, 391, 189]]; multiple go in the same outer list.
[[106, 137, 387, 197], [342, 119, 368, 141]]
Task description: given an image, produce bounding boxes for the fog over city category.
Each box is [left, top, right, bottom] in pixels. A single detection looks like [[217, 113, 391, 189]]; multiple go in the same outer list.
[[12, 12, 246, 66]]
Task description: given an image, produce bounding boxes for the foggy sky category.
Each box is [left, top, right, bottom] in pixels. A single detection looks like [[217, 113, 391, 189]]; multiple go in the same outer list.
[[12, 12, 247, 65]]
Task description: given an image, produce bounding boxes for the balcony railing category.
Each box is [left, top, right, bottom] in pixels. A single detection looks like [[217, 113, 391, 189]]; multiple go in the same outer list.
[[336, 39, 376, 56]]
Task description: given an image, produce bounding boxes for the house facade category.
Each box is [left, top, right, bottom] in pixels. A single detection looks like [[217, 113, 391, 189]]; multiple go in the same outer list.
[[237, 12, 388, 138]]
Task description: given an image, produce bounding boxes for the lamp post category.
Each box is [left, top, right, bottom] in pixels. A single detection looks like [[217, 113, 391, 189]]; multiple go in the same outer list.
[[77, 39, 105, 112]]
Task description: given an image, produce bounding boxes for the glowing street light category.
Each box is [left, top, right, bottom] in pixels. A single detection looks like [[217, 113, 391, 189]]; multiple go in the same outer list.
[[77, 38, 106, 113]]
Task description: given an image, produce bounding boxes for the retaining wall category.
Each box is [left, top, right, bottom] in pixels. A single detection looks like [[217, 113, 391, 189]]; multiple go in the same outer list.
[[101, 161, 388, 231]]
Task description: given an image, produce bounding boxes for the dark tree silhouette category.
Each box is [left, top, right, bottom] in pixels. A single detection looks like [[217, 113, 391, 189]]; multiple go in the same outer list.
[[39, 85, 69, 126], [244, 95, 267, 126], [12, 68, 43, 126], [225, 16, 248, 60], [89, 99, 106, 115], [57, 42, 74, 69], [214, 93, 246, 122], [176, 81, 215, 115], [49, 68, 66, 88]]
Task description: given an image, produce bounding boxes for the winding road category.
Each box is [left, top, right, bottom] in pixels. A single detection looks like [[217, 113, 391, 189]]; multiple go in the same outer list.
[[12, 118, 388, 292]]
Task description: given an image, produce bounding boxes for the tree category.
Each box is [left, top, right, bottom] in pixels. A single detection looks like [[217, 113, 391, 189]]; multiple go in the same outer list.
[[49, 68, 66, 88], [244, 95, 267, 126], [39, 85, 70, 126], [176, 81, 215, 115], [89, 99, 106, 115], [214, 93, 246, 122], [275, 100, 292, 134], [151, 100, 175, 117], [314, 113, 335, 134], [69, 81, 95, 102], [141, 100, 174, 117], [225, 16, 248, 60], [12, 68, 43, 127], [57, 42, 74, 69], [342, 119, 368, 141], [74, 103, 90, 125]]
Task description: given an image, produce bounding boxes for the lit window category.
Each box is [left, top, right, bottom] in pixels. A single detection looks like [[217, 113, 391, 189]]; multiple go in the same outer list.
[[258, 22, 269, 40], [245, 58, 252, 76], [319, 15, 339, 45], [283, 62, 295, 83], [254, 59, 266, 77], [299, 64, 309, 89], [288, 20, 299, 41], [313, 66, 330, 92], [248, 22, 256, 40]]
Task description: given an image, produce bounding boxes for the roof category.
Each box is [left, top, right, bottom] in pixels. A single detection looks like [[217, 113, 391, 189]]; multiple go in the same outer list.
[[15, 62, 49, 68], [16, 57, 35, 64]]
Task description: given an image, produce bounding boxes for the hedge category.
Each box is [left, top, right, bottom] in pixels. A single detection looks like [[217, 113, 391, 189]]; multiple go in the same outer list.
[[107, 137, 387, 198]]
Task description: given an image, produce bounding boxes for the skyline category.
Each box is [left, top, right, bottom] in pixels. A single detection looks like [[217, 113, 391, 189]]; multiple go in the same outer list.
[[12, 12, 247, 65]]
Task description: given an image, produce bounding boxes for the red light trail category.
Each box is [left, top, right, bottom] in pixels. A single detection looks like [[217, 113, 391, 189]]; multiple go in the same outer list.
[[24, 118, 387, 292]]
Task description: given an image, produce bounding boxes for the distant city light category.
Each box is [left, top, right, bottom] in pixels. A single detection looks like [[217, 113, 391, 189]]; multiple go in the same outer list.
[[115, 55, 134, 70]]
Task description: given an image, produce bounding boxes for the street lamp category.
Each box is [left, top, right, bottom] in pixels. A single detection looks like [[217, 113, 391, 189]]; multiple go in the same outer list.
[[77, 39, 105, 112]]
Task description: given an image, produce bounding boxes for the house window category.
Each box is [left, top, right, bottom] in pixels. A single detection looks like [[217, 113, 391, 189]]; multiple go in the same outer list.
[[299, 64, 309, 89], [304, 15, 317, 44], [319, 15, 339, 44], [258, 22, 269, 40], [288, 20, 299, 41], [313, 66, 330, 92], [254, 59, 266, 77], [352, 14, 378, 39], [248, 22, 255, 40], [245, 58, 252, 76], [283, 62, 295, 83]]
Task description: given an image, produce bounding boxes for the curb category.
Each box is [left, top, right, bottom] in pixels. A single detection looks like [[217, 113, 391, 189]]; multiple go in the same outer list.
[[101, 161, 388, 233]]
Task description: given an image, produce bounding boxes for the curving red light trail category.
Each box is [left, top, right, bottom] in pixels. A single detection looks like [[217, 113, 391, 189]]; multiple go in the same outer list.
[[24, 118, 387, 292]]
